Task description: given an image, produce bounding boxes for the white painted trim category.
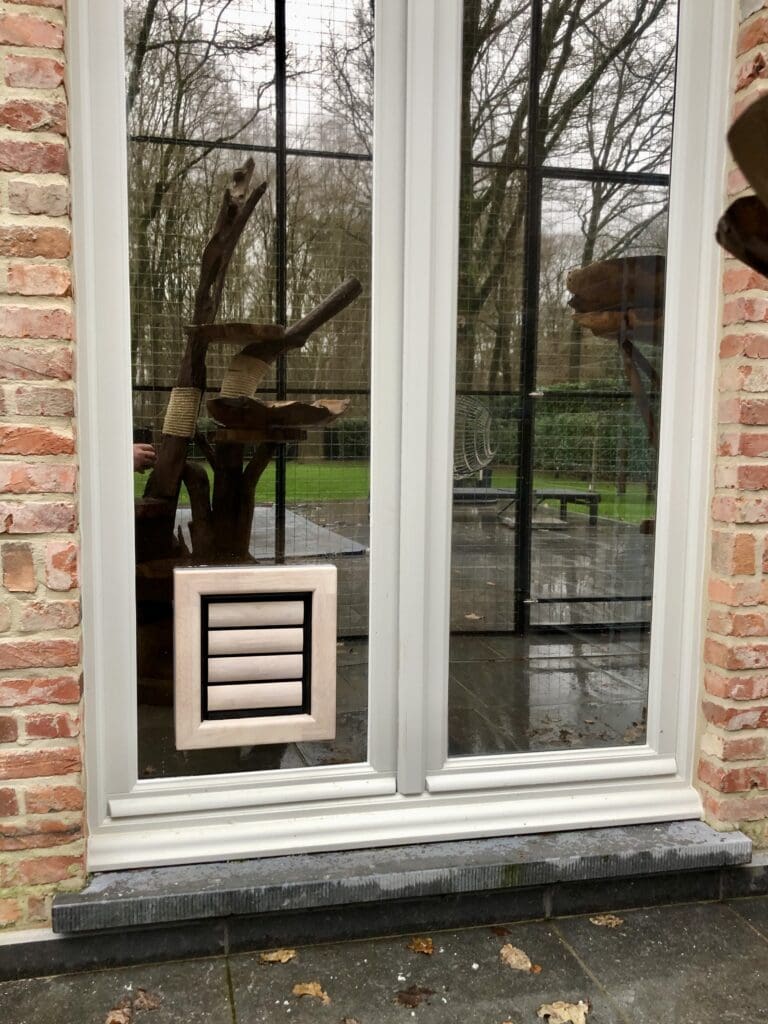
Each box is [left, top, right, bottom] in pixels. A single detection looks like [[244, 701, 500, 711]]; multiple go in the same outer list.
[[69, 0, 140, 823], [88, 776, 701, 870], [367, 0, 407, 772], [397, 0, 463, 793]]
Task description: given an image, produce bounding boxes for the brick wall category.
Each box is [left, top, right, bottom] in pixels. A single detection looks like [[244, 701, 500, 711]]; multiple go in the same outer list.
[[0, 0, 84, 931], [699, 0, 768, 846]]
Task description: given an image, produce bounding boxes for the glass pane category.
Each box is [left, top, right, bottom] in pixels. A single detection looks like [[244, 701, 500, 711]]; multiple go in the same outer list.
[[449, 0, 677, 759], [126, 0, 373, 779]]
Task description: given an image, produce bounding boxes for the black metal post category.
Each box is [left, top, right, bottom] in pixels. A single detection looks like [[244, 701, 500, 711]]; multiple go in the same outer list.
[[513, 0, 544, 636], [274, 0, 288, 563]]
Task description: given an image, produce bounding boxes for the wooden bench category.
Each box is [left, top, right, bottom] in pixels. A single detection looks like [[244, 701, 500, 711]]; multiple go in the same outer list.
[[453, 487, 601, 526]]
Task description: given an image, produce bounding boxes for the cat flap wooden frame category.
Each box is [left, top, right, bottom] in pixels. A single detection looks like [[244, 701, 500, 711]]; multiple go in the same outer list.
[[174, 564, 337, 749]]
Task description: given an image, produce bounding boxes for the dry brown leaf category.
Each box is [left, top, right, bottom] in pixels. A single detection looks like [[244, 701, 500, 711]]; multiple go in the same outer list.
[[536, 1000, 590, 1023], [105, 1012, 131, 1024], [293, 982, 331, 1005], [407, 936, 434, 955], [260, 948, 297, 964], [489, 925, 511, 937], [396, 986, 435, 1009], [500, 943, 537, 972], [133, 989, 161, 1011], [530, 963, 543, 974], [589, 914, 623, 928]]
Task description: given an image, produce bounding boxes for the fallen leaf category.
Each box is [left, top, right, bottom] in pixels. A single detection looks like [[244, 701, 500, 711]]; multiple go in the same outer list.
[[464, 612, 483, 621], [589, 913, 623, 928], [260, 948, 297, 964], [489, 925, 511, 937], [133, 989, 161, 1011], [105, 1012, 131, 1024], [499, 943, 539, 973], [623, 723, 644, 743], [396, 985, 435, 1008], [293, 982, 331, 1005], [536, 1000, 590, 1023], [407, 936, 434, 955]]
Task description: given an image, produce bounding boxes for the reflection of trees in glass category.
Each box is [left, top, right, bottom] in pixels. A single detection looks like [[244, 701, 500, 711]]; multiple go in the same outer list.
[[124, 0, 372, 432], [458, 0, 677, 391]]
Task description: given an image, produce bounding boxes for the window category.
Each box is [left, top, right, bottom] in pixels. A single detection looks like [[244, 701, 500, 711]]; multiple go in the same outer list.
[[72, 0, 731, 869]]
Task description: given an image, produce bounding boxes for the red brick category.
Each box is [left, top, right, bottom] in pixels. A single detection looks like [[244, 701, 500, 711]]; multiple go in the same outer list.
[[722, 736, 768, 761], [6, 0, 65, 7], [708, 611, 768, 637], [708, 577, 768, 605], [4, 53, 63, 89], [736, 50, 768, 90], [2, 542, 35, 592], [723, 266, 768, 292], [739, 14, 768, 55], [711, 530, 756, 575], [701, 759, 768, 793], [0, 501, 75, 534], [8, 180, 68, 218], [745, 334, 768, 358], [741, 399, 768, 424], [5, 385, 74, 418], [704, 791, 768, 822], [0, 818, 81, 851], [705, 668, 768, 700], [7, 265, 71, 298], [0, 674, 80, 706], [44, 541, 77, 590], [712, 494, 768, 523], [0, 788, 17, 815], [25, 896, 49, 923], [718, 431, 741, 456], [0, 306, 72, 342], [0, 226, 70, 260], [718, 397, 742, 423], [0, 13, 63, 49], [0, 747, 80, 780], [25, 711, 78, 739], [0, 463, 75, 494], [705, 638, 768, 670], [13, 855, 81, 887], [723, 296, 768, 325], [0, 140, 67, 175], [25, 785, 82, 814], [739, 464, 768, 489], [19, 600, 79, 633], [0, 898, 21, 927], [0, 425, 73, 456], [0, 344, 72, 381], [0, 99, 65, 134], [740, 432, 768, 456], [0, 637, 78, 670], [0, 715, 17, 742], [702, 699, 768, 730]]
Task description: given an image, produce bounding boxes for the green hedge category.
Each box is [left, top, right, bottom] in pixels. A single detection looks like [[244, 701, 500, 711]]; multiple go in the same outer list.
[[325, 401, 656, 481]]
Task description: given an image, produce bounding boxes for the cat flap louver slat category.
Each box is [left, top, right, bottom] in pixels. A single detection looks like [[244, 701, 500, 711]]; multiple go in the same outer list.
[[173, 565, 337, 749]]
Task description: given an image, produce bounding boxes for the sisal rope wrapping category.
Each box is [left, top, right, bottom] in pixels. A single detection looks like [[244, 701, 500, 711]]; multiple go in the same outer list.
[[219, 354, 271, 399], [162, 387, 202, 438]]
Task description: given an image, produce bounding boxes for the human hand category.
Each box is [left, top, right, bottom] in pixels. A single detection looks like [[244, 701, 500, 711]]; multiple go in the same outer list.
[[133, 443, 157, 472]]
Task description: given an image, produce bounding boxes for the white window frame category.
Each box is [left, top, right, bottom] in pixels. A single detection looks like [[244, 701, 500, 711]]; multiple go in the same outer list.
[[71, 0, 732, 871]]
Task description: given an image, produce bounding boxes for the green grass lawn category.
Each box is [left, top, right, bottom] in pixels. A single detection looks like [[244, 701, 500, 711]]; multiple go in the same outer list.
[[135, 461, 653, 523]]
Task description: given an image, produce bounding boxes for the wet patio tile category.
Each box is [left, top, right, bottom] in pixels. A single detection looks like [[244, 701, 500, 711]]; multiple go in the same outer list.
[[554, 903, 768, 1024], [0, 957, 232, 1024], [229, 919, 624, 1024], [448, 707, 519, 756], [728, 895, 768, 938], [297, 710, 368, 766]]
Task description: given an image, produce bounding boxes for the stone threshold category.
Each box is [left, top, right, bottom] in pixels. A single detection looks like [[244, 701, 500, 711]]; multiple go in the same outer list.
[[1, 821, 759, 983]]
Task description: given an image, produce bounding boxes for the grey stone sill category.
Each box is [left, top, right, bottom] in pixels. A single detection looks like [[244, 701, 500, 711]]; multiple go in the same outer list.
[[52, 821, 750, 935]]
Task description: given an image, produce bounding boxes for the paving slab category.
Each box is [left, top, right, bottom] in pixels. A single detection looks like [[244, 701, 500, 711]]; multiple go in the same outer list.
[[554, 902, 768, 1024], [0, 956, 233, 1024], [229, 919, 624, 1024], [728, 894, 768, 938]]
